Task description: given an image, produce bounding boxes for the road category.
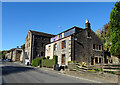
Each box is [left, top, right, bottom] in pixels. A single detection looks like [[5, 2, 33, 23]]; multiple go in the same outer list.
[[1, 62, 103, 83]]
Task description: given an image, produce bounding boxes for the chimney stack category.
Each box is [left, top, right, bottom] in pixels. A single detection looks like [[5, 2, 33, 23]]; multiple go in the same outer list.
[[17, 46, 19, 48], [85, 19, 91, 29]]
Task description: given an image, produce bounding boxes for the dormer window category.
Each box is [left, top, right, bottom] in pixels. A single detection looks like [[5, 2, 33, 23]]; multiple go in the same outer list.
[[59, 34, 62, 39]]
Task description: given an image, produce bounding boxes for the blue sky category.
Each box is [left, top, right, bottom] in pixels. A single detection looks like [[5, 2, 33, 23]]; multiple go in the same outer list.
[[2, 2, 115, 50]]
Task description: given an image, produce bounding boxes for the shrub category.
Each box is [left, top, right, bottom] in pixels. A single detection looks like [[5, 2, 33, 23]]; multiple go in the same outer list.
[[106, 71, 116, 74], [88, 69, 96, 72], [32, 57, 42, 67], [42, 55, 58, 68], [95, 68, 102, 72], [82, 62, 87, 66], [68, 61, 80, 64]]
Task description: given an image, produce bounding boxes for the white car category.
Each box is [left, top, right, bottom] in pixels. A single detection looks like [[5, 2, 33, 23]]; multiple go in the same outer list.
[[25, 59, 29, 65]]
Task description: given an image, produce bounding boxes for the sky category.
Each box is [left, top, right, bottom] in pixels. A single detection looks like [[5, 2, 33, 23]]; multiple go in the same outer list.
[[2, 2, 116, 50]]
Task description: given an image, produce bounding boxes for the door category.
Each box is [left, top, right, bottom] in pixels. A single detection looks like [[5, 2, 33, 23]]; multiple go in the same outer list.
[[61, 54, 65, 65], [91, 57, 94, 65]]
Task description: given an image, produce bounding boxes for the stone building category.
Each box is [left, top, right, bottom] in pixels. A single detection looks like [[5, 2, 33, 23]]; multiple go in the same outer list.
[[25, 30, 55, 65], [5, 48, 15, 60], [12, 47, 22, 61], [5, 51, 11, 60], [45, 19, 104, 66]]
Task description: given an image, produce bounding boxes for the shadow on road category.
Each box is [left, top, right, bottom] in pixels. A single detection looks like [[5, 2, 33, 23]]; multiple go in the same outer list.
[[2, 66, 35, 76]]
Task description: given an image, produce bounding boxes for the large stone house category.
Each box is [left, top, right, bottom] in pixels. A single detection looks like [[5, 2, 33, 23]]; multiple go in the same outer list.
[[5, 48, 15, 60], [45, 19, 104, 66], [12, 47, 22, 61], [25, 30, 55, 65], [5, 51, 12, 60], [5, 47, 22, 62]]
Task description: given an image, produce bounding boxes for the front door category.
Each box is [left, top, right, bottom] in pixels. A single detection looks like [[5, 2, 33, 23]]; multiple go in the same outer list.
[[61, 54, 65, 65], [91, 57, 94, 65]]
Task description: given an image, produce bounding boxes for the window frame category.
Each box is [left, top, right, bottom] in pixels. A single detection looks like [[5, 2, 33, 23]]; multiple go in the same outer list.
[[62, 40, 66, 49]]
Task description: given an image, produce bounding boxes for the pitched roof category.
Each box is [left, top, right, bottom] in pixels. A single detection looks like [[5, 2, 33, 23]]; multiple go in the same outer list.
[[30, 30, 55, 37]]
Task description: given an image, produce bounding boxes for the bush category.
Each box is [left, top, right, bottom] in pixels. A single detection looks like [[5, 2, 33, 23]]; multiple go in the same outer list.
[[106, 71, 116, 74], [82, 62, 87, 66], [95, 68, 102, 72], [88, 69, 96, 72], [68, 61, 80, 64], [32, 57, 42, 67], [42, 55, 58, 68]]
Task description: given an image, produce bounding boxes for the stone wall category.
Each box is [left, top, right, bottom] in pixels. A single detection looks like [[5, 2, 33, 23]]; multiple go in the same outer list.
[[71, 28, 104, 65], [45, 36, 72, 66]]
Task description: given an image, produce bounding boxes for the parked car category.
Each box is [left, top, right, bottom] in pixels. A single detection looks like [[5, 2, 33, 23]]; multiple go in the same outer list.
[[8, 59, 12, 62], [25, 59, 29, 65], [2, 59, 6, 62]]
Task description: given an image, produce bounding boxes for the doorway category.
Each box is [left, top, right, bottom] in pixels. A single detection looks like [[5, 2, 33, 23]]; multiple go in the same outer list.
[[61, 54, 65, 65]]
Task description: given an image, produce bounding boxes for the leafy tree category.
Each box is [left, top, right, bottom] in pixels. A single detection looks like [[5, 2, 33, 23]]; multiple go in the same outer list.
[[2, 51, 7, 59], [96, 23, 111, 51], [110, 1, 120, 57], [21, 44, 25, 50]]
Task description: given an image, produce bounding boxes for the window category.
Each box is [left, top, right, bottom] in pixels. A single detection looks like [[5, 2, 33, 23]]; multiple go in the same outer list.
[[62, 40, 66, 49], [51, 36, 58, 42], [96, 45, 99, 50], [99, 58, 101, 63], [64, 28, 75, 37], [61, 54, 65, 64], [48, 45, 51, 52], [28, 52, 29, 56], [29, 43, 30, 47], [99, 45, 102, 50], [54, 43, 57, 51], [95, 57, 98, 64], [93, 44, 102, 51], [59, 34, 62, 39], [93, 44, 96, 50], [27, 44, 28, 48]]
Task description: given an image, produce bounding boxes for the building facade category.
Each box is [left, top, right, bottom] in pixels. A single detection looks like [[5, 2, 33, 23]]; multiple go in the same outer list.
[[5, 48, 15, 60], [45, 19, 104, 66], [25, 30, 55, 64], [12, 48, 22, 61]]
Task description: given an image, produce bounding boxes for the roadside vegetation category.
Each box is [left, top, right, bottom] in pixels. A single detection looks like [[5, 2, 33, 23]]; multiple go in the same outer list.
[[32, 55, 58, 68], [95, 1, 120, 62]]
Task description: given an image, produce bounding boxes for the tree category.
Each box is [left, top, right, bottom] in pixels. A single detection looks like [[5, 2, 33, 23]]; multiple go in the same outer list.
[[110, 1, 120, 57], [2, 51, 7, 59], [96, 23, 111, 51], [21, 44, 25, 50]]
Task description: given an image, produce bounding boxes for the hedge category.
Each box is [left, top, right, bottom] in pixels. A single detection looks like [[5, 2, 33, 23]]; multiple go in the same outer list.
[[32, 57, 42, 67], [42, 55, 58, 68], [32, 55, 58, 68]]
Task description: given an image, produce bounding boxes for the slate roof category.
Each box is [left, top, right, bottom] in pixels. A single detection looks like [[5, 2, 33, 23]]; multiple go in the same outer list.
[[30, 30, 55, 37]]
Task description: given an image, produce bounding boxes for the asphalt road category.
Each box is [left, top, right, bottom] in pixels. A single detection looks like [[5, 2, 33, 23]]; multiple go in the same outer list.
[[1, 62, 109, 83]]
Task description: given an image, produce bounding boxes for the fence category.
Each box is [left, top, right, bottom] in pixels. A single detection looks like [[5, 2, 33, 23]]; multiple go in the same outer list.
[[103, 64, 120, 75], [68, 63, 120, 74]]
